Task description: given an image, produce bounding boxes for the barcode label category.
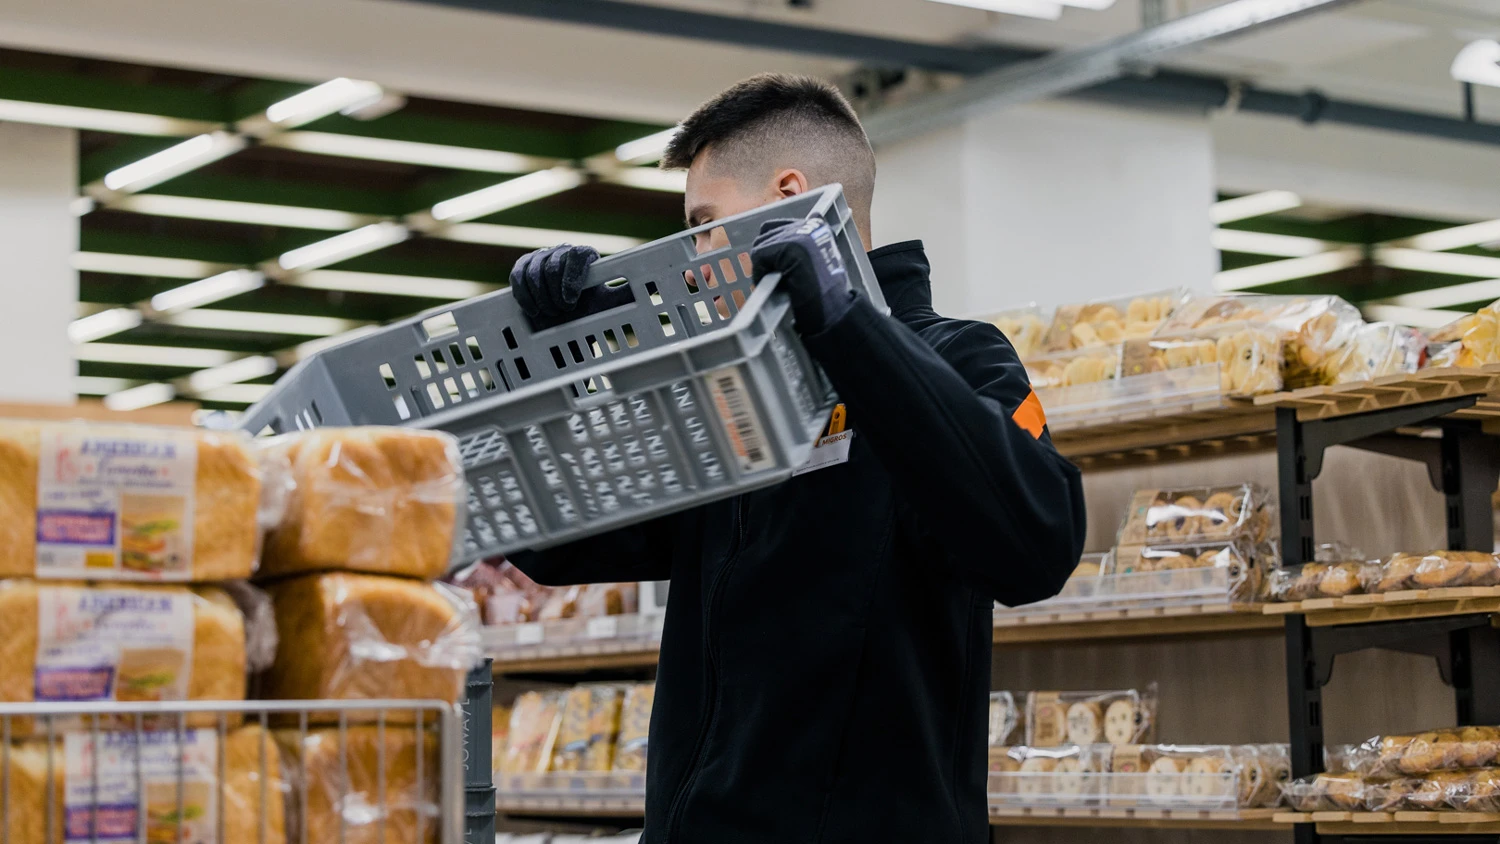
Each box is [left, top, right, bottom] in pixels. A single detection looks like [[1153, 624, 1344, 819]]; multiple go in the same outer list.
[[706, 367, 776, 474]]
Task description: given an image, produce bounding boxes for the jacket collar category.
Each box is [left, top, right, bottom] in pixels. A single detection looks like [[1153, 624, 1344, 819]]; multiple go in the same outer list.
[[867, 240, 933, 316]]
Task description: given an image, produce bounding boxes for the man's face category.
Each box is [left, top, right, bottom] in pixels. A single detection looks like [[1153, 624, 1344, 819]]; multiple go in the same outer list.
[[683, 148, 784, 254]]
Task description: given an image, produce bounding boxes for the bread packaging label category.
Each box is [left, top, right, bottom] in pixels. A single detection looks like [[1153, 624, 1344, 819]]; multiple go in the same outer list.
[[36, 586, 194, 703], [63, 728, 218, 844], [36, 426, 198, 579]]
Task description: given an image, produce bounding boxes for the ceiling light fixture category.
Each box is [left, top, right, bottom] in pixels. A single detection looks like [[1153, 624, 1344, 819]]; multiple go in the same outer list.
[[149, 269, 266, 314], [1378, 248, 1500, 278], [0, 99, 219, 137], [72, 252, 236, 279], [1361, 305, 1473, 329], [614, 128, 679, 165], [428, 167, 585, 224], [1211, 229, 1330, 257], [604, 168, 688, 194], [108, 194, 379, 231], [1210, 190, 1303, 224], [1402, 219, 1500, 253], [283, 270, 497, 300], [262, 132, 554, 173], [75, 376, 140, 396], [104, 382, 178, 412], [1367, 278, 1500, 311], [264, 78, 386, 128], [435, 223, 643, 255], [1213, 248, 1362, 291], [925, 0, 1063, 19], [68, 308, 144, 344], [101, 132, 246, 193], [159, 309, 360, 336], [277, 222, 410, 271], [76, 343, 238, 368], [184, 356, 279, 393], [1452, 40, 1500, 88]]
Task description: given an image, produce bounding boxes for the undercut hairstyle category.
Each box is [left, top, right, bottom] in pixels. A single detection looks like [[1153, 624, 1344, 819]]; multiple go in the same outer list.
[[662, 73, 876, 219]]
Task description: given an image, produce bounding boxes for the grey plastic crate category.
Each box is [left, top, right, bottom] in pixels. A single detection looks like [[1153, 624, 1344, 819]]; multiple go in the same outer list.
[[241, 185, 885, 561]]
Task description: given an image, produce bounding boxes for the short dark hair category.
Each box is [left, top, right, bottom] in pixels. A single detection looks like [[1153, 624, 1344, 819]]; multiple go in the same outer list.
[[662, 73, 876, 218]]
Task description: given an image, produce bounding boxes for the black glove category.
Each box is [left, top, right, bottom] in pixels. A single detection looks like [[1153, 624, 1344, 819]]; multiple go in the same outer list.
[[509, 244, 601, 319], [750, 218, 856, 334]]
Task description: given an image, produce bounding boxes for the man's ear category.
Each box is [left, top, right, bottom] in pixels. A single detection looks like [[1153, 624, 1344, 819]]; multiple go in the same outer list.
[[771, 168, 809, 200]]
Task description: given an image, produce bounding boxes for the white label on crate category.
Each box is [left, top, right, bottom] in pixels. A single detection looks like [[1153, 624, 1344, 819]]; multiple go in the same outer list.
[[705, 368, 776, 474], [34, 586, 195, 703], [586, 616, 619, 640], [515, 623, 544, 646], [63, 728, 218, 844], [792, 431, 854, 477], [35, 425, 198, 579]]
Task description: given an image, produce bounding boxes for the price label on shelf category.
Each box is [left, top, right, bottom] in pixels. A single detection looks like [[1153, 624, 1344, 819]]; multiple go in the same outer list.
[[515, 623, 544, 645], [586, 616, 619, 640]]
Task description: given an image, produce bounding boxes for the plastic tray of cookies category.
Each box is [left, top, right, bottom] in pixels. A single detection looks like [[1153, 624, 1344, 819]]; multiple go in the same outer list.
[[1024, 686, 1156, 748], [239, 185, 886, 564], [1117, 483, 1276, 548], [990, 744, 1289, 810], [978, 304, 1049, 360], [1037, 288, 1190, 354], [1112, 539, 1267, 603], [1121, 324, 1285, 396], [1025, 344, 1122, 390], [1034, 362, 1224, 429]]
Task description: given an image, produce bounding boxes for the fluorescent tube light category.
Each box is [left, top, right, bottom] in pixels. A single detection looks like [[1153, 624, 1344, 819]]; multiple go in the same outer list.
[[185, 356, 279, 392], [1368, 278, 1500, 310], [0, 99, 219, 137], [75, 376, 139, 396], [436, 223, 643, 255], [1211, 229, 1329, 257], [263, 132, 554, 173], [1401, 219, 1500, 253], [192, 383, 273, 404], [104, 382, 177, 411], [68, 308, 144, 343], [284, 270, 497, 300], [1210, 190, 1303, 224], [615, 128, 679, 165], [102, 132, 246, 193], [150, 269, 266, 314], [430, 167, 585, 223], [73, 252, 235, 279], [1452, 40, 1500, 88], [108, 194, 378, 230], [926, 0, 1062, 19], [265, 78, 385, 128], [605, 168, 687, 193], [1058, 0, 1116, 7], [159, 309, 360, 336], [1361, 305, 1472, 329], [1378, 248, 1500, 278], [277, 222, 410, 271], [1213, 248, 1361, 291], [77, 343, 237, 368]]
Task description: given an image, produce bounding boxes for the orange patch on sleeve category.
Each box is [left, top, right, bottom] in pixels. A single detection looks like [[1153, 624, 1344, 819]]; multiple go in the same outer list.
[[1012, 389, 1047, 439]]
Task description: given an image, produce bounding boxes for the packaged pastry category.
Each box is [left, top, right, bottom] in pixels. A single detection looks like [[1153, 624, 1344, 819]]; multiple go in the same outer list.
[[261, 573, 483, 712], [1330, 322, 1426, 384], [1025, 687, 1155, 748], [1038, 289, 1187, 353], [1113, 540, 1262, 601], [2, 724, 286, 844], [1157, 294, 1364, 389], [277, 724, 438, 844], [612, 683, 655, 773], [1450, 768, 1500, 812], [1425, 301, 1500, 369], [1366, 551, 1500, 593], [1266, 560, 1383, 602], [1121, 324, 1285, 396], [1000, 745, 1107, 804], [1281, 771, 1366, 812], [259, 428, 464, 580], [1234, 744, 1291, 808], [990, 691, 1021, 747], [492, 703, 512, 773], [1117, 484, 1274, 546], [1136, 745, 1244, 807], [1347, 727, 1500, 777], [550, 685, 624, 772], [0, 580, 273, 736], [1025, 346, 1122, 389], [501, 690, 564, 775], [0, 421, 267, 581], [982, 305, 1049, 360]]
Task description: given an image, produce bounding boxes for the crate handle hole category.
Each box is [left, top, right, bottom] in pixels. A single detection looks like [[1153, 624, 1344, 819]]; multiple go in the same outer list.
[[657, 314, 675, 337], [378, 363, 397, 390], [413, 355, 432, 379], [567, 340, 585, 364], [448, 342, 465, 366], [693, 301, 713, 326], [622, 324, 639, 348], [421, 311, 460, 342], [466, 336, 484, 361], [550, 346, 567, 370], [602, 329, 621, 353], [432, 348, 450, 374], [501, 327, 518, 351], [515, 357, 532, 381]]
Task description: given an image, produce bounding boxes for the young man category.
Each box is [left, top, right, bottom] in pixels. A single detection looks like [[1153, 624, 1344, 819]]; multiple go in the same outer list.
[[508, 74, 1086, 843]]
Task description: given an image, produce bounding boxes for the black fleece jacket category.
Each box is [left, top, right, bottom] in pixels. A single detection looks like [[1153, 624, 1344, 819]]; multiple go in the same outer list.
[[512, 241, 1087, 844]]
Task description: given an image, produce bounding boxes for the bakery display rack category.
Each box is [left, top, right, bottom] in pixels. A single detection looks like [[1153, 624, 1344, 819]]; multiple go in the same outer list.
[[485, 612, 664, 675]]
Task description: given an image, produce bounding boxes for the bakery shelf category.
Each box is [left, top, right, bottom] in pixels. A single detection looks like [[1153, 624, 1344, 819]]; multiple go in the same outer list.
[[1265, 586, 1500, 627], [1256, 365, 1500, 423], [1049, 399, 1275, 469], [1276, 811, 1500, 835], [989, 806, 1282, 830], [484, 613, 664, 674], [496, 771, 647, 817], [994, 602, 1279, 645]]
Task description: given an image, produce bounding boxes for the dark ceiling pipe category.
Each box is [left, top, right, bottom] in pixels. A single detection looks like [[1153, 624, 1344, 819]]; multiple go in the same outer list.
[[388, 0, 1500, 150]]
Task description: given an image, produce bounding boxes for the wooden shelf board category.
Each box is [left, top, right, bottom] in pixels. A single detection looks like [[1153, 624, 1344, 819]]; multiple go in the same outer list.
[[994, 605, 1282, 645], [988, 806, 1279, 830], [490, 645, 661, 675], [1256, 366, 1500, 422], [1051, 402, 1275, 468], [1279, 811, 1500, 833], [496, 796, 645, 817], [1265, 588, 1500, 627]]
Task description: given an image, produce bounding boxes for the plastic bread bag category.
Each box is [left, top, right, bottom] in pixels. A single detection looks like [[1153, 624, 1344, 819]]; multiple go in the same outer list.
[[1331, 322, 1426, 384], [1369, 551, 1500, 593], [980, 304, 1049, 359], [550, 684, 625, 772], [469, 560, 552, 625], [1266, 560, 1383, 602], [1323, 744, 1362, 774], [501, 690, 564, 775], [1025, 685, 1155, 747], [1024, 345, 1122, 389], [1449, 769, 1500, 812], [538, 584, 584, 621], [257, 427, 466, 581], [1121, 324, 1285, 397], [0, 580, 264, 737], [1353, 727, 1500, 777], [1113, 540, 1260, 602], [1409, 771, 1474, 811], [990, 691, 1021, 747], [1157, 294, 1363, 388], [261, 573, 484, 714], [2, 723, 289, 844], [1038, 288, 1189, 353], [276, 724, 439, 844], [1280, 772, 1366, 812], [0, 420, 265, 581], [1117, 483, 1274, 547], [1004, 744, 1108, 803], [1234, 744, 1292, 807], [612, 683, 655, 773], [1423, 301, 1500, 369]]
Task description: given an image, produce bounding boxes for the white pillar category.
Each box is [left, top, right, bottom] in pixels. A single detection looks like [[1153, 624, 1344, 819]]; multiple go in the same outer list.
[[0, 122, 77, 403], [871, 101, 1219, 318]]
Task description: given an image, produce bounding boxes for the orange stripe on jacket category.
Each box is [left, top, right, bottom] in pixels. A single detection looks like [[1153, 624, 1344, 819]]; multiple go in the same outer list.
[[1012, 389, 1047, 439]]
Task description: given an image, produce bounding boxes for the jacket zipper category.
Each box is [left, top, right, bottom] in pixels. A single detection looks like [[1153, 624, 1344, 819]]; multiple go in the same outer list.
[[663, 495, 748, 842]]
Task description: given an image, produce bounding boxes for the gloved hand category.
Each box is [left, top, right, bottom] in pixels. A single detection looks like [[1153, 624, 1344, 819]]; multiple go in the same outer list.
[[509, 244, 601, 319], [750, 218, 856, 334]]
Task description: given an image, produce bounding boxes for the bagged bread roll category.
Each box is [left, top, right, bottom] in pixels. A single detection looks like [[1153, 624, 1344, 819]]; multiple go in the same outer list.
[[277, 725, 438, 844], [0, 581, 260, 736], [0, 421, 263, 581], [2, 724, 286, 844], [501, 690, 564, 775], [260, 428, 464, 580], [262, 573, 481, 711], [612, 683, 655, 773]]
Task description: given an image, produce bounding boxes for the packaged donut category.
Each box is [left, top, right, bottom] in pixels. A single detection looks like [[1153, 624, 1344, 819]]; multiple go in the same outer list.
[[1024, 686, 1156, 748], [1038, 288, 1189, 354], [1025, 345, 1122, 389], [981, 304, 1049, 360], [1117, 484, 1274, 546]]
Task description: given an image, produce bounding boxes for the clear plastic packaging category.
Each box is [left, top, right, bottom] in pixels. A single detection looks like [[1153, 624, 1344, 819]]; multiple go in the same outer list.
[[450, 559, 639, 627], [1122, 325, 1285, 396], [258, 427, 466, 580], [1157, 294, 1365, 389], [1234, 744, 1292, 808], [1138, 745, 1242, 806], [1117, 484, 1275, 547], [1450, 769, 1500, 812], [1002, 745, 1111, 804], [1024, 686, 1156, 747], [1112, 539, 1262, 602], [261, 573, 484, 712], [276, 724, 439, 844], [1025, 345, 1122, 389], [1331, 322, 1427, 384], [990, 691, 1022, 747], [1039, 289, 1188, 353], [550, 684, 625, 772], [982, 305, 1049, 360], [0, 420, 268, 581], [612, 683, 655, 773], [1367, 551, 1500, 593], [1347, 728, 1500, 777], [1266, 560, 1383, 602], [1425, 302, 1500, 369], [1068, 552, 1111, 581], [1280, 771, 1367, 812], [501, 690, 565, 775]]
